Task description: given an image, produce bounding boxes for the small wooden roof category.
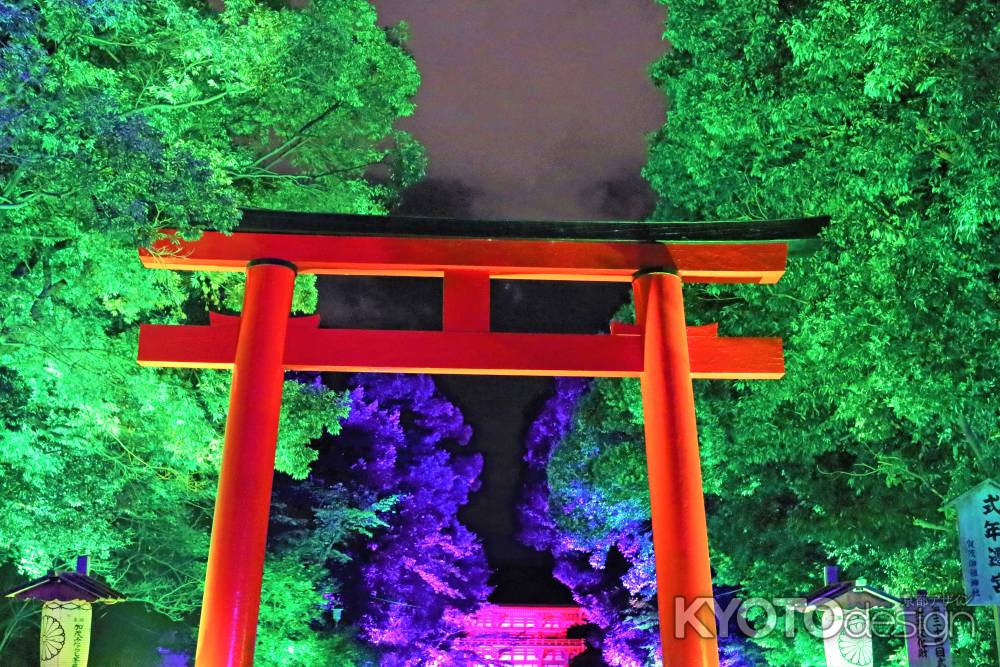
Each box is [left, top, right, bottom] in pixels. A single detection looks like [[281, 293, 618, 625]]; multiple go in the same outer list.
[[3, 570, 125, 603], [794, 578, 901, 611]]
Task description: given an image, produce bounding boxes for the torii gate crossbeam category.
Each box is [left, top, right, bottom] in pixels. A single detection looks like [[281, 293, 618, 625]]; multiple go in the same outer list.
[[136, 210, 827, 667]]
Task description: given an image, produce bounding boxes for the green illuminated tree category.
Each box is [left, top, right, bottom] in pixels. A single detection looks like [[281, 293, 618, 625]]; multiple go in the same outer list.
[[0, 0, 421, 659], [253, 481, 393, 667], [543, 1, 999, 664]]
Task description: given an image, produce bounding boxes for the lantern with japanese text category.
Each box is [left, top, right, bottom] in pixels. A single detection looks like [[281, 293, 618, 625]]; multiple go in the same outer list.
[[792, 565, 901, 667], [3, 557, 125, 667]]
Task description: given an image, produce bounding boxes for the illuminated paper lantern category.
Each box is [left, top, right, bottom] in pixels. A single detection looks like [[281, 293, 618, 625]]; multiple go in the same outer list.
[[40, 601, 92, 667], [2, 557, 124, 667], [792, 566, 901, 667], [821, 605, 874, 667]]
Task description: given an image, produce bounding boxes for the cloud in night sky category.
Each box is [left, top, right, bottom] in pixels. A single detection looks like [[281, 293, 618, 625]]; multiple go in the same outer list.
[[580, 167, 657, 220], [373, 0, 667, 221], [396, 178, 481, 218]]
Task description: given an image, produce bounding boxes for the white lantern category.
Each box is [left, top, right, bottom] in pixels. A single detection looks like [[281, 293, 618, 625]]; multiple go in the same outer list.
[[820, 605, 874, 667], [40, 600, 92, 667]]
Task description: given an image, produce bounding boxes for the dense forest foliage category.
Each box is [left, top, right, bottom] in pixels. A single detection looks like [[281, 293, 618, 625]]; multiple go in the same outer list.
[[0, 1, 491, 663], [525, 1, 999, 665]]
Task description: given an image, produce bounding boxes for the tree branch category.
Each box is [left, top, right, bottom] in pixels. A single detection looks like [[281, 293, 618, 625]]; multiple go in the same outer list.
[[29, 255, 67, 320], [959, 414, 993, 475], [251, 102, 342, 169], [133, 88, 247, 115], [912, 518, 948, 532], [0, 600, 33, 655], [229, 158, 379, 184], [0, 187, 78, 209]]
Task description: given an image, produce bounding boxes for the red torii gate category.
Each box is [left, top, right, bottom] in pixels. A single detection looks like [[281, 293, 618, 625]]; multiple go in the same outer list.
[[136, 210, 826, 667]]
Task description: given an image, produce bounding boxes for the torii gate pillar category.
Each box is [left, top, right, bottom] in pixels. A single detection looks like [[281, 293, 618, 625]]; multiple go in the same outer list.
[[196, 260, 297, 665], [635, 270, 718, 667]]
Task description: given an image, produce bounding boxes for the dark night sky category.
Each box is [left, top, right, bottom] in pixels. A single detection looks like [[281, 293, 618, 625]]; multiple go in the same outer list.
[[374, 0, 667, 220], [318, 2, 667, 607]]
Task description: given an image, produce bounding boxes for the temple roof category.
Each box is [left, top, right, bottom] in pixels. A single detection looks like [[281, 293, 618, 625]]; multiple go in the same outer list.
[[461, 604, 587, 637]]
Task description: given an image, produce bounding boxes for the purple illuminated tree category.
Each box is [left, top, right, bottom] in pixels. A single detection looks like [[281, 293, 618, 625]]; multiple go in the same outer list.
[[518, 378, 660, 666], [320, 374, 491, 665]]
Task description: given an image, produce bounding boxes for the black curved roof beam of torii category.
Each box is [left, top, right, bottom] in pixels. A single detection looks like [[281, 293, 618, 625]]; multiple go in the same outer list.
[[237, 209, 830, 244], [141, 209, 829, 284]]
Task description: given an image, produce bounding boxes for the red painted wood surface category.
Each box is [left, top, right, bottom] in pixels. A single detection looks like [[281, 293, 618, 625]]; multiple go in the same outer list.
[[140, 230, 787, 283], [443, 270, 491, 332], [138, 316, 784, 380], [635, 272, 720, 667], [195, 262, 296, 667]]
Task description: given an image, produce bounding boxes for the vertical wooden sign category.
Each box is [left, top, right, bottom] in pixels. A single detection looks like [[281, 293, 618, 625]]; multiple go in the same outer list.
[[950, 480, 1000, 606], [903, 592, 951, 667]]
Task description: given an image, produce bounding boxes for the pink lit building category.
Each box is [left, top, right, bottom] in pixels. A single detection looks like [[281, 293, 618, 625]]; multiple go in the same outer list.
[[455, 604, 588, 666]]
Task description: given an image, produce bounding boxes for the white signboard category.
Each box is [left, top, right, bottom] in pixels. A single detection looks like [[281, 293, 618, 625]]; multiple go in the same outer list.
[[951, 479, 1000, 606], [821, 606, 874, 667], [903, 593, 952, 667], [40, 600, 91, 667]]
